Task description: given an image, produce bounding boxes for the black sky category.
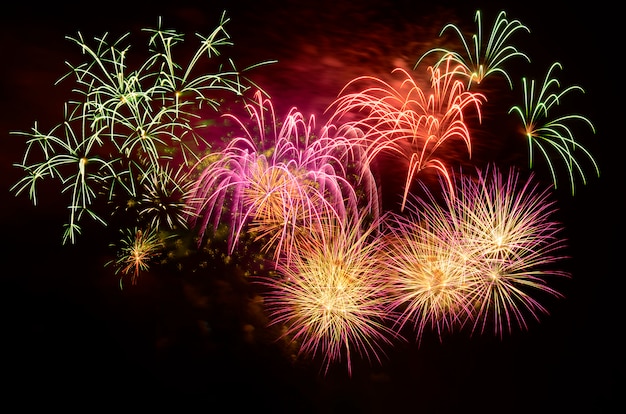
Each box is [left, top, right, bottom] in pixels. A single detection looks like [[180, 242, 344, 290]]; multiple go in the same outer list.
[[0, 1, 620, 411]]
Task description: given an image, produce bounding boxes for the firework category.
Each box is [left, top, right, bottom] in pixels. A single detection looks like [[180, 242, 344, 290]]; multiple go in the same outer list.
[[327, 58, 484, 211], [416, 9, 530, 89], [508, 62, 599, 195], [107, 226, 166, 288], [11, 12, 270, 243], [258, 213, 399, 375], [407, 165, 569, 338], [187, 91, 378, 261], [382, 214, 476, 343], [136, 163, 196, 231], [11, 118, 119, 244]]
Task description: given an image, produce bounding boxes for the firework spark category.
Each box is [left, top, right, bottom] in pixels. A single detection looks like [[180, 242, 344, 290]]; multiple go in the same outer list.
[[258, 213, 399, 375]]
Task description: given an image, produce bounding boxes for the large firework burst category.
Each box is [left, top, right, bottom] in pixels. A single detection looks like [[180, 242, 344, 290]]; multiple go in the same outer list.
[[11, 12, 269, 243], [257, 213, 399, 375], [187, 91, 379, 261], [382, 211, 477, 343], [327, 57, 485, 211], [403, 165, 569, 338]]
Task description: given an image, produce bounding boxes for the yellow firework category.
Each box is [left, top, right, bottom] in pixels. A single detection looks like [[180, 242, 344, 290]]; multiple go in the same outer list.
[[108, 227, 165, 288], [258, 214, 399, 375], [383, 214, 476, 342], [410, 165, 569, 337]]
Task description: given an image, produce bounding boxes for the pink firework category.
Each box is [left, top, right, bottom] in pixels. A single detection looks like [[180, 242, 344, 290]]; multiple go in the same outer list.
[[187, 91, 379, 261], [258, 213, 400, 376], [408, 165, 569, 338], [327, 56, 485, 211]]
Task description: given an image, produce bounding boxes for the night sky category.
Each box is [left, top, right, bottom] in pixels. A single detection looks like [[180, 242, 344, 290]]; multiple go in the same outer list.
[[0, 1, 620, 411]]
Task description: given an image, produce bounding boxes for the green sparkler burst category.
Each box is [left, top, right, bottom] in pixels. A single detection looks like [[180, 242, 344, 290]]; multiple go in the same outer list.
[[11, 11, 273, 244], [508, 61, 599, 194], [416, 10, 530, 89]]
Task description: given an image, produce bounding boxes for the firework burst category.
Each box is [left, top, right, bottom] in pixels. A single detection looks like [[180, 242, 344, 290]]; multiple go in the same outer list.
[[11, 12, 269, 243], [416, 9, 530, 89], [187, 91, 378, 261], [508, 62, 599, 195], [107, 226, 166, 288], [382, 215, 476, 343], [327, 57, 484, 211], [406, 165, 569, 338], [135, 163, 196, 231], [257, 213, 399, 375]]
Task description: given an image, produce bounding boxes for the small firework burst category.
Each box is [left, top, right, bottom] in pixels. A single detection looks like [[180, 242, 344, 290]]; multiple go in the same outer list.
[[258, 213, 399, 375], [108, 226, 165, 287], [10, 121, 120, 244], [136, 164, 195, 231], [508, 62, 599, 195]]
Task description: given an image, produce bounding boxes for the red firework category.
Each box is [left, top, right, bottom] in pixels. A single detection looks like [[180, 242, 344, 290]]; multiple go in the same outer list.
[[326, 56, 485, 211]]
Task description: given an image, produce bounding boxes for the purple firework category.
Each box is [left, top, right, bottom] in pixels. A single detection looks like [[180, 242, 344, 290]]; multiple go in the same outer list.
[[186, 91, 380, 262]]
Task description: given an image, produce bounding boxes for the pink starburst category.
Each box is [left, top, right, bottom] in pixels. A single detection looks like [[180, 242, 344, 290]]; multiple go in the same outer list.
[[405, 165, 569, 338]]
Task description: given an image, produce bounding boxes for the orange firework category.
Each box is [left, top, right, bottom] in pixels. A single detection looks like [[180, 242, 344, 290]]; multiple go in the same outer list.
[[327, 56, 485, 211]]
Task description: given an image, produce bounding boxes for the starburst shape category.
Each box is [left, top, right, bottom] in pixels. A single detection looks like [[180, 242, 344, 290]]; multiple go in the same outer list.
[[382, 217, 476, 343], [108, 226, 165, 287], [258, 214, 399, 375], [408, 165, 569, 337]]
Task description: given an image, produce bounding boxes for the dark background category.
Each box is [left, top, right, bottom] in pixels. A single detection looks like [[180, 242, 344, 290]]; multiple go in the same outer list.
[[1, 1, 620, 411]]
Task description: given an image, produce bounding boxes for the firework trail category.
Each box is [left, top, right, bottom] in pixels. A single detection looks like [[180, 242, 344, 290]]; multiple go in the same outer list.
[[327, 56, 484, 211], [257, 213, 400, 376]]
